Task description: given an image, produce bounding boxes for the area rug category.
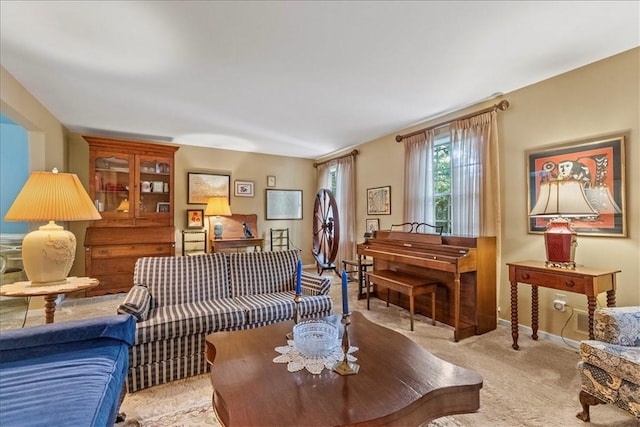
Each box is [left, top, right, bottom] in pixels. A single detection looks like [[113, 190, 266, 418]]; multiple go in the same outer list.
[[115, 373, 462, 427]]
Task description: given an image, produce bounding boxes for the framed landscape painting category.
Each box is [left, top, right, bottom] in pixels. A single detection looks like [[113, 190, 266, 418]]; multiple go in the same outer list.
[[187, 172, 230, 204], [526, 135, 626, 237]]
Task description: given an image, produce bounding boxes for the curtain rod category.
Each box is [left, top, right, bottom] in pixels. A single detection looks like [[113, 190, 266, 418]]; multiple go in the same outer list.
[[313, 149, 359, 168], [395, 100, 510, 142]]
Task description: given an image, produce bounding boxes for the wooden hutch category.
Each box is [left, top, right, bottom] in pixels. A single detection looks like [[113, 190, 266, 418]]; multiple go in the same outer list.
[[84, 136, 179, 296]]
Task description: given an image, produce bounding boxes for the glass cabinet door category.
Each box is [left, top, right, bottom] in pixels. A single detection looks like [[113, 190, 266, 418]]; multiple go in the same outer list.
[[94, 154, 131, 217], [138, 156, 171, 216]]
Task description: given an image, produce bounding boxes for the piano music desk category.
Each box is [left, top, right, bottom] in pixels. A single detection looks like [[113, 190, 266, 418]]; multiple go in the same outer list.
[[366, 270, 438, 331]]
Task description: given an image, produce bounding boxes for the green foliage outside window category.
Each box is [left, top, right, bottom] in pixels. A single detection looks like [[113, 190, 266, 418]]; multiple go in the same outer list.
[[433, 142, 451, 233]]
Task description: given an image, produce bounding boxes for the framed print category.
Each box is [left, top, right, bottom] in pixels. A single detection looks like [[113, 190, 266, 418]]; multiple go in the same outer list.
[[234, 180, 254, 197], [527, 135, 626, 237], [188, 172, 230, 204], [366, 218, 380, 233], [186, 209, 204, 228], [156, 202, 171, 213], [265, 189, 303, 220], [267, 175, 276, 188], [367, 186, 391, 215]]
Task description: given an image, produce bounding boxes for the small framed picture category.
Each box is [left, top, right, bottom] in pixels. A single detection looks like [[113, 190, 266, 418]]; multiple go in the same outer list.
[[234, 180, 254, 197], [367, 186, 391, 215], [267, 175, 276, 188], [366, 218, 380, 234], [186, 209, 204, 228], [156, 202, 171, 213]]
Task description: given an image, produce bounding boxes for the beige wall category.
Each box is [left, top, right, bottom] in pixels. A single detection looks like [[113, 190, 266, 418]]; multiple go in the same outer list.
[[67, 135, 318, 266], [2, 48, 638, 340], [349, 48, 639, 340]]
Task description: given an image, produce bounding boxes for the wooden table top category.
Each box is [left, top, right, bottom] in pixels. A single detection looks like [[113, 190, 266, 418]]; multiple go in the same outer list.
[[0, 276, 99, 297], [205, 311, 483, 427]]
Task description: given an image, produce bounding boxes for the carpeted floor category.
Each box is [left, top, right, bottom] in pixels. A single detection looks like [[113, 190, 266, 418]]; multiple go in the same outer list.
[[1, 278, 638, 426]]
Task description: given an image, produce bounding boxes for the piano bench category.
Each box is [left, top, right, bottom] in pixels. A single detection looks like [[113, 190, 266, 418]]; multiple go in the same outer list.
[[366, 269, 438, 331]]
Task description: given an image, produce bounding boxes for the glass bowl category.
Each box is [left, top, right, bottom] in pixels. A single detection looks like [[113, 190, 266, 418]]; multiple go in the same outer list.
[[293, 320, 340, 358]]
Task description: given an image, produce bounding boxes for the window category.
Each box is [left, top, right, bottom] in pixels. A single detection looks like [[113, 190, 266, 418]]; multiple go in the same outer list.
[[328, 163, 337, 195], [432, 133, 452, 233]]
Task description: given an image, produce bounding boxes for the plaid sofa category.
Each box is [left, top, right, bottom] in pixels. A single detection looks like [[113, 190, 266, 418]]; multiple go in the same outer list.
[[577, 306, 640, 422], [117, 249, 333, 392]]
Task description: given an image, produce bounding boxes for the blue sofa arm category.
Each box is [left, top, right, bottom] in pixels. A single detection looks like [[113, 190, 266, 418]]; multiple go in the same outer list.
[[0, 314, 136, 361]]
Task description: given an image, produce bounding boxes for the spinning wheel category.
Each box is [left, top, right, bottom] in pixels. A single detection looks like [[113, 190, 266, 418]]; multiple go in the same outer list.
[[312, 189, 340, 275]]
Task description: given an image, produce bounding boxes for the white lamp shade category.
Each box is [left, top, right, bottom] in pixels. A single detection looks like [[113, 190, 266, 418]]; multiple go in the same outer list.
[[529, 180, 597, 218]]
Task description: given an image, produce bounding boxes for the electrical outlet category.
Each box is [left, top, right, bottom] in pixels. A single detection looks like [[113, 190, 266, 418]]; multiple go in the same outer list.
[[553, 299, 566, 312]]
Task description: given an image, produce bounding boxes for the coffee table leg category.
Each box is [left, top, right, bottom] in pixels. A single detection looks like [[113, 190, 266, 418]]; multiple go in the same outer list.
[[44, 294, 58, 323]]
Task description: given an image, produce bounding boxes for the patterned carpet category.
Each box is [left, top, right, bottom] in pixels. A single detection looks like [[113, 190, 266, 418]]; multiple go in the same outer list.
[[2, 278, 638, 426]]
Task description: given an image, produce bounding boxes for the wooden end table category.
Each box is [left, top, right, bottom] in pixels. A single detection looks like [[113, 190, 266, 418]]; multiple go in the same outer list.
[[206, 311, 483, 426], [209, 237, 264, 253], [0, 277, 99, 323], [507, 260, 619, 350]]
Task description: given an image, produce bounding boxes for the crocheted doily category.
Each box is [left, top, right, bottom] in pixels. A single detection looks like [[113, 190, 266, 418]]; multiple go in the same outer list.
[[273, 341, 358, 375]]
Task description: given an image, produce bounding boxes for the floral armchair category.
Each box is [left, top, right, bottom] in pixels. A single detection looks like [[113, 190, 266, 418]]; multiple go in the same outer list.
[[577, 306, 640, 422]]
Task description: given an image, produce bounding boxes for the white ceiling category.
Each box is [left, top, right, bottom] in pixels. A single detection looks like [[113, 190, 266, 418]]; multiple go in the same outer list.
[[1, 1, 638, 159]]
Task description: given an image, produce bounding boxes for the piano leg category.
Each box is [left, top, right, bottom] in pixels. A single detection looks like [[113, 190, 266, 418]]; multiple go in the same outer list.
[[453, 274, 461, 342]]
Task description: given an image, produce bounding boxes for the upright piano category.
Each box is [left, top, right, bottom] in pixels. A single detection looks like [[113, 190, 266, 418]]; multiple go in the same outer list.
[[357, 230, 496, 341]]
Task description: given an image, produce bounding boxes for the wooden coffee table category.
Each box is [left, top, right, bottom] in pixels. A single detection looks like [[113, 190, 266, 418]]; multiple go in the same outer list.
[[205, 311, 482, 426]]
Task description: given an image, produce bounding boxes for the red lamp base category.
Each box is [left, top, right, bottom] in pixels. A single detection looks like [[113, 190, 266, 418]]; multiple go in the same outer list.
[[544, 218, 577, 269]]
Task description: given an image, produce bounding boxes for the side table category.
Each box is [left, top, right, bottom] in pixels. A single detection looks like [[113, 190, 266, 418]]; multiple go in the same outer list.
[[507, 260, 619, 350], [0, 277, 99, 324]]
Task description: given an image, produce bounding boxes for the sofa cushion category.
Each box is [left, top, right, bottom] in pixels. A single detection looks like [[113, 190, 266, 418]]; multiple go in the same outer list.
[[134, 253, 230, 307], [235, 291, 334, 325], [228, 250, 299, 296], [134, 299, 246, 344], [594, 306, 640, 346]]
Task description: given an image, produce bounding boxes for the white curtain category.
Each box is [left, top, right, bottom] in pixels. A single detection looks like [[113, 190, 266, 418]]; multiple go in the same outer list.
[[315, 155, 356, 271], [403, 131, 435, 225], [450, 111, 500, 237], [335, 156, 355, 269]]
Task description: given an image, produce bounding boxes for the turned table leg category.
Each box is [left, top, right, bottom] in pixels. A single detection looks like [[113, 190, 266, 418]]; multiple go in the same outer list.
[[44, 294, 59, 324], [531, 285, 539, 341], [510, 281, 519, 350], [587, 296, 597, 340]]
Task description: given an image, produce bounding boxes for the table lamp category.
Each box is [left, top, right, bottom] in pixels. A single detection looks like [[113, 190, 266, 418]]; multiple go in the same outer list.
[[3, 168, 102, 285], [205, 196, 231, 239], [529, 179, 597, 269], [116, 198, 130, 212]]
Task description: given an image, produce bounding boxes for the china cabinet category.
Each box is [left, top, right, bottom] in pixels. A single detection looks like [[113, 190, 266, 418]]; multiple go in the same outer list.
[[84, 136, 179, 295]]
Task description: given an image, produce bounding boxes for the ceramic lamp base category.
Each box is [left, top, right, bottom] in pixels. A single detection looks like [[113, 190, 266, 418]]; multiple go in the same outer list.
[[544, 218, 577, 269], [22, 221, 75, 285]]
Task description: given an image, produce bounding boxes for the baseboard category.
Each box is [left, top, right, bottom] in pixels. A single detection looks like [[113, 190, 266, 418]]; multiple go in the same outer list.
[[497, 318, 580, 349]]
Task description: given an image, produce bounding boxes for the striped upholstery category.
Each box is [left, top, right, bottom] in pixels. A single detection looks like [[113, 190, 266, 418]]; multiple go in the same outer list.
[[228, 250, 299, 296], [236, 292, 333, 324], [134, 253, 230, 306], [122, 250, 333, 392]]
